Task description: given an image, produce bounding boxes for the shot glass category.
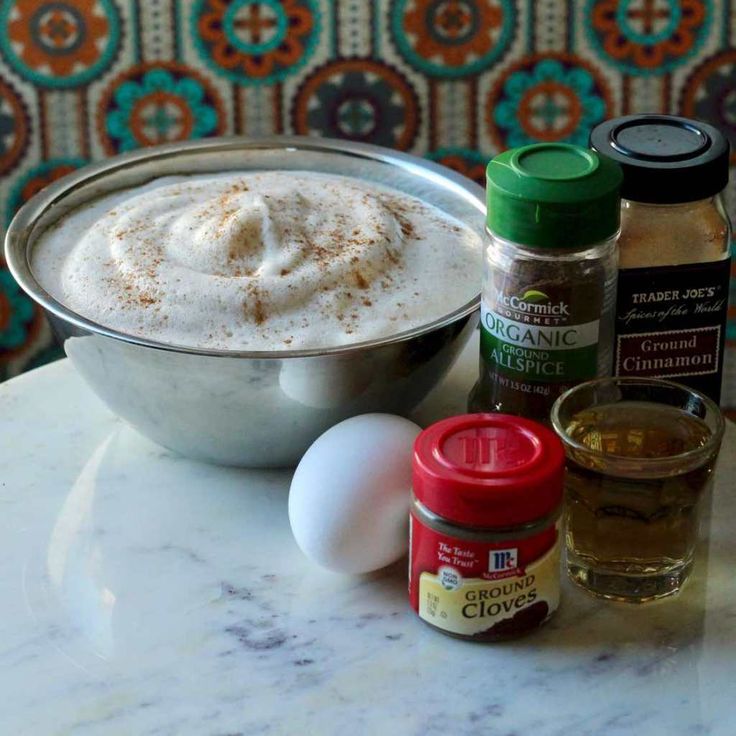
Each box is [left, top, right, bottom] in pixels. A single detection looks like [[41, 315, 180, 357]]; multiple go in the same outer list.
[[550, 377, 724, 602]]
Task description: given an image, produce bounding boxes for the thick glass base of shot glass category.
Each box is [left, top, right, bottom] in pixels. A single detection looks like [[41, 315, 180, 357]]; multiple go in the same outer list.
[[567, 557, 694, 603]]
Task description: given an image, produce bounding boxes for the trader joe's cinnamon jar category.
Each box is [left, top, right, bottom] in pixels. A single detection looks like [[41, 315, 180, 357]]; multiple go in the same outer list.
[[590, 115, 732, 403], [410, 414, 564, 641]]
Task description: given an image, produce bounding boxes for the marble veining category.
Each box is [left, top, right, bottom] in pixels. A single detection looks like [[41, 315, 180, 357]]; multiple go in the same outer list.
[[0, 336, 735, 736]]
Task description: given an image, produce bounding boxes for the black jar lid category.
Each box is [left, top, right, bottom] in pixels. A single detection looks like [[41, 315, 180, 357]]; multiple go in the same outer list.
[[590, 115, 729, 204]]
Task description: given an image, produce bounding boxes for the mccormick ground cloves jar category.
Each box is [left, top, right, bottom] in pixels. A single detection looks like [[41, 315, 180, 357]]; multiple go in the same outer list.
[[590, 115, 731, 404], [409, 414, 564, 641]]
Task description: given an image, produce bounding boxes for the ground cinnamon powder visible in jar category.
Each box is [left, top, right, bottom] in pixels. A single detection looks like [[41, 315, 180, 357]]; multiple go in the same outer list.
[[591, 115, 732, 403]]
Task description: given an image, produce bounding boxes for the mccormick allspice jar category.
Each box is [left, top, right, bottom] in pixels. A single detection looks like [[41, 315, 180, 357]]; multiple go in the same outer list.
[[410, 413, 564, 641], [469, 143, 623, 424], [590, 115, 732, 403]]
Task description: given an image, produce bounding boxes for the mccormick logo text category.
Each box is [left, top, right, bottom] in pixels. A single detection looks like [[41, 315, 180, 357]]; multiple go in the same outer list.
[[489, 548, 518, 574], [497, 289, 569, 317]]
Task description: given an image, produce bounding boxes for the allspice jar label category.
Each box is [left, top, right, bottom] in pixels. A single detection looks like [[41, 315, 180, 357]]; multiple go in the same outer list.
[[409, 515, 560, 639], [481, 285, 601, 382], [615, 258, 731, 401], [477, 276, 612, 419]]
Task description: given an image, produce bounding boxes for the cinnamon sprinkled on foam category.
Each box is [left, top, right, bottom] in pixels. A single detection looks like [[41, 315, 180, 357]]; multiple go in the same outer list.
[[32, 171, 481, 350]]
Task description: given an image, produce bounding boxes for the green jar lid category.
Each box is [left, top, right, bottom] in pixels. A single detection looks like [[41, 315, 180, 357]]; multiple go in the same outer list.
[[486, 142, 623, 249]]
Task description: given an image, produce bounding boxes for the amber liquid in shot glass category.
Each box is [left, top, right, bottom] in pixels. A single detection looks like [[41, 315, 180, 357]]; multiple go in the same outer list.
[[551, 379, 724, 603]]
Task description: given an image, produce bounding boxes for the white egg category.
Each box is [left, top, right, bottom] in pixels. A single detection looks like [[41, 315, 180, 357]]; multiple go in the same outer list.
[[289, 413, 421, 574]]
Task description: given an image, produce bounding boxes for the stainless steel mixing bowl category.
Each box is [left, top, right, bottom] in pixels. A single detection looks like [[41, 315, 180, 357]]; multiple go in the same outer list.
[[5, 137, 483, 467]]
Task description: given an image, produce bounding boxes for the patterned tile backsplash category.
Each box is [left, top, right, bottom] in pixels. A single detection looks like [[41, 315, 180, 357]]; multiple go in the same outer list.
[[1, 0, 735, 405]]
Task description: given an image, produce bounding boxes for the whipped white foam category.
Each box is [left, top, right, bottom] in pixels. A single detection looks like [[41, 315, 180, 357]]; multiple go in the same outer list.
[[32, 171, 481, 350]]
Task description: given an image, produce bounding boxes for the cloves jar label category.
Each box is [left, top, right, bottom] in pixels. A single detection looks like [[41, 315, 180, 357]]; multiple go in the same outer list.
[[409, 514, 560, 639], [615, 258, 731, 401]]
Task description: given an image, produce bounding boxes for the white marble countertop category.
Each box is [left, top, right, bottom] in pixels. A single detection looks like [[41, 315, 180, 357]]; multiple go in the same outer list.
[[1, 334, 735, 736]]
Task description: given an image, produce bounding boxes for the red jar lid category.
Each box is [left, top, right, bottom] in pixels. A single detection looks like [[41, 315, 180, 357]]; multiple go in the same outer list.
[[413, 413, 564, 528]]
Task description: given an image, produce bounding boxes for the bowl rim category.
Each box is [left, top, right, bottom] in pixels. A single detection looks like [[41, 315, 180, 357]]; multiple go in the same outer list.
[[4, 135, 483, 359]]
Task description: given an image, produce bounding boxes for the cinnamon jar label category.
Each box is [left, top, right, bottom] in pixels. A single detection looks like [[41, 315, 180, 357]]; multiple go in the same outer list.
[[614, 258, 731, 401], [409, 514, 560, 639]]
